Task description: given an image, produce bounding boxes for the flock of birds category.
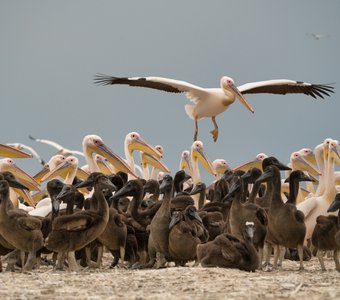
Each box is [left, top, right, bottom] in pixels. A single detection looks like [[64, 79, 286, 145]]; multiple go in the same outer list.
[[0, 132, 339, 273], [0, 73, 338, 273]]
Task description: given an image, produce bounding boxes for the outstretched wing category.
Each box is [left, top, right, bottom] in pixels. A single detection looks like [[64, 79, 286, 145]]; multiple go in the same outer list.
[[70, 150, 85, 157], [29, 135, 63, 151], [94, 74, 209, 103], [238, 79, 334, 99]]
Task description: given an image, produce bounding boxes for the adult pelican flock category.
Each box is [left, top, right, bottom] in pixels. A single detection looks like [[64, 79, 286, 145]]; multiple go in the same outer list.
[[94, 74, 334, 142]]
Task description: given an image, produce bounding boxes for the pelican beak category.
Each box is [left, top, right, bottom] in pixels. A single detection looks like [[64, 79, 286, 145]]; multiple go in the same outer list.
[[192, 147, 216, 176], [179, 152, 193, 177], [128, 137, 162, 158], [33, 164, 50, 183], [92, 142, 138, 178], [330, 145, 340, 161], [41, 160, 73, 182], [299, 187, 311, 198], [303, 152, 317, 166], [5, 162, 40, 191], [32, 189, 47, 203], [141, 153, 170, 173], [233, 159, 262, 172], [13, 188, 36, 207], [294, 156, 321, 176], [229, 84, 254, 114], [281, 181, 289, 194], [96, 157, 115, 175], [0, 144, 33, 158], [76, 167, 90, 181], [308, 174, 319, 184], [215, 165, 231, 175]]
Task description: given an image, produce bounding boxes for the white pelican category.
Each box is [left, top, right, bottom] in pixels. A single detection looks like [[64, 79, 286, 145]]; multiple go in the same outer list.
[[186, 141, 217, 208], [6, 143, 45, 165], [41, 156, 79, 185], [33, 154, 66, 183], [94, 74, 334, 142], [282, 151, 320, 203], [149, 145, 165, 180], [179, 150, 193, 177], [297, 139, 340, 242], [140, 152, 170, 180], [296, 148, 318, 194], [83, 134, 137, 177], [124, 132, 162, 180], [29, 135, 85, 157], [29, 156, 80, 217]]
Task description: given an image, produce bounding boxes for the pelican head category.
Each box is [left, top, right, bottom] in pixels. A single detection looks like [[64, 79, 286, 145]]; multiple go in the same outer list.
[[155, 145, 164, 156], [329, 139, 340, 161], [191, 141, 216, 176], [298, 148, 317, 166], [125, 132, 162, 158], [33, 154, 66, 182], [233, 153, 268, 172], [290, 152, 321, 176], [41, 156, 79, 182], [212, 159, 230, 175], [221, 76, 254, 113], [180, 150, 193, 176], [0, 144, 32, 158], [95, 154, 115, 175], [83, 134, 137, 177], [157, 171, 165, 181]]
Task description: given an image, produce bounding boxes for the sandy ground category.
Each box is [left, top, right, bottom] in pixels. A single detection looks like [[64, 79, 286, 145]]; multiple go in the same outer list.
[[0, 254, 339, 300]]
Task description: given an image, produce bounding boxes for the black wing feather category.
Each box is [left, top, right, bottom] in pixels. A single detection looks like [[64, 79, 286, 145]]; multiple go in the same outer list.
[[94, 74, 183, 93], [242, 82, 334, 99]]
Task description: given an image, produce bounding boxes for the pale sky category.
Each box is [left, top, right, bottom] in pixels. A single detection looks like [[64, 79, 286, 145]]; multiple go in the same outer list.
[[1, 1, 339, 182]]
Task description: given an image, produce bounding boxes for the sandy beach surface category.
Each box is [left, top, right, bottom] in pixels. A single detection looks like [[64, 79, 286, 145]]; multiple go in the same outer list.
[[1, 253, 339, 300]]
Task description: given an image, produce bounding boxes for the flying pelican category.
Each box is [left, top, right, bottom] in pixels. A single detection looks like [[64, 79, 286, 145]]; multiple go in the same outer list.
[[7, 143, 45, 165], [29, 135, 85, 157], [94, 74, 334, 142], [308, 33, 331, 40]]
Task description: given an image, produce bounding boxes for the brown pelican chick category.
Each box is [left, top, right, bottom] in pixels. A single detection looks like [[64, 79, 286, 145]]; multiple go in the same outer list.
[[0, 178, 43, 271], [45, 174, 115, 271]]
